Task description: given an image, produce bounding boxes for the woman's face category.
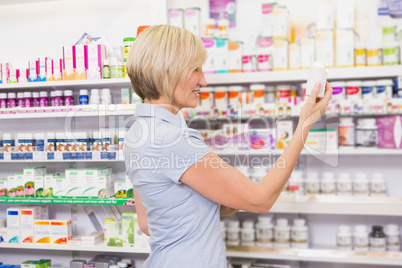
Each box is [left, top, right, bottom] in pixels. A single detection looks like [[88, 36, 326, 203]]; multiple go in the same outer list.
[[171, 67, 207, 110]]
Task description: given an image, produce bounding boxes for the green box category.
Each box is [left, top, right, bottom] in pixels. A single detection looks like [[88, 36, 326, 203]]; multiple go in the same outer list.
[[0, 178, 7, 197], [122, 212, 135, 247]]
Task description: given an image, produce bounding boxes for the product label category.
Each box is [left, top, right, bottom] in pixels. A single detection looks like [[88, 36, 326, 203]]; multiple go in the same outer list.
[[321, 181, 335, 194], [306, 181, 319, 194], [362, 86, 375, 99], [337, 235, 352, 249], [354, 182, 369, 196], [354, 236, 369, 251], [371, 182, 387, 195], [337, 181, 352, 195], [367, 49, 382, 66], [376, 85, 392, 99], [257, 228, 274, 244], [347, 86, 361, 99], [257, 54, 273, 71], [387, 235, 400, 251], [291, 230, 308, 244], [227, 230, 240, 245], [355, 48, 366, 66], [338, 126, 355, 146], [370, 237, 386, 251], [242, 55, 256, 72]]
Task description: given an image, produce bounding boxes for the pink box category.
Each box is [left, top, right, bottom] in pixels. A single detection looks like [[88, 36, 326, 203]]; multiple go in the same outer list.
[[63, 46, 75, 80], [87, 44, 106, 80], [1, 63, 10, 84], [377, 116, 402, 149], [73, 45, 88, 80]]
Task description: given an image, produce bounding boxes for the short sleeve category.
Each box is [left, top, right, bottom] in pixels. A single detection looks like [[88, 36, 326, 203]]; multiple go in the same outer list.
[[159, 128, 211, 184]]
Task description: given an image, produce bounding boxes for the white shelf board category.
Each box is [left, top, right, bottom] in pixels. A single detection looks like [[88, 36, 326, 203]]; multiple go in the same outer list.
[[2, 243, 401, 266], [0, 109, 135, 119], [268, 195, 402, 216], [214, 148, 402, 156], [226, 247, 402, 266], [205, 66, 402, 85], [0, 78, 131, 90], [1, 66, 401, 90], [0, 243, 150, 253]]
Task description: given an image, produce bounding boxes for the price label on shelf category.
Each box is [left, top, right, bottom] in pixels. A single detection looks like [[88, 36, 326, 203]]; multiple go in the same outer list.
[[33, 152, 46, 161], [4, 153, 10, 161], [54, 152, 63, 161]]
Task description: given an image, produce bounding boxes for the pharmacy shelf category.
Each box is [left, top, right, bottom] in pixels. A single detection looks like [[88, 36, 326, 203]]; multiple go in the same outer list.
[[0, 66, 401, 91], [214, 148, 402, 156], [0, 243, 149, 254], [0, 104, 136, 119], [0, 197, 134, 206], [268, 195, 402, 216], [0, 78, 131, 90], [1, 243, 401, 266], [226, 246, 402, 266]]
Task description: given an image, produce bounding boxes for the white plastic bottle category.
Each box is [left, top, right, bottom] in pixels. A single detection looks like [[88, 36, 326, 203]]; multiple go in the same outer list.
[[353, 225, 369, 252], [306, 61, 327, 98], [256, 215, 274, 247], [305, 172, 320, 195], [338, 117, 355, 147], [354, 173, 369, 196], [90, 89, 101, 105], [337, 173, 353, 196], [321, 172, 336, 195], [291, 219, 309, 249], [241, 220, 256, 246], [370, 173, 387, 196], [385, 224, 400, 251], [337, 225, 352, 250], [288, 170, 304, 195], [226, 220, 240, 246], [274, 218, 290, 248]]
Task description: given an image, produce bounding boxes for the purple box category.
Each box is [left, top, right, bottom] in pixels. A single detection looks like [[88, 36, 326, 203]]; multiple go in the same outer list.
[[376, 116, 402, 149]]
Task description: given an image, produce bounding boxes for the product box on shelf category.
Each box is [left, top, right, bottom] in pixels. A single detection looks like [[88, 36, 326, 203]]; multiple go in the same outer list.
[[316, 0, 334, 30], [215, 38, 229, 73], [50, 219, 72, 244], [335, 29, 354, 68], [107, 220, 123, 247], [52, 176, 67, 198], [122, 212, 135, 247], [1, 63, 9, 84], [376, 116, 402, 149], [87, 44, 106, 80], [289, 43, 301, 70], [0, 179, 7, 197], [202, 38, 216, 74], [43, 173, 60, 197], [168, 8, 184, 28], [28, 60, 37, 82], [228, 41, 243, 73], [20, 207, 41, 244], [273, 38, 288, 71], [0, 63, 3, 84], [34, 219, 51, 244], [74, 44, 88, 80], [6, 207, 20, 243], [45, 58, 53, 81], [184, 7, 201, 36], [305, 128, 338, 151], [121, 88, 132, 104], [65, 169, 84, 197], [37, 58, 46, 82], [248, 128, 276, 150], [276, 120, 293, 149], [15, 173, 24, 197], [134, 213, 150, 250], [63, 46, 75, 81], [315, 30, 334, 67], [81, 231, 104, 246], [53, 59, 63, 81], [272, 5, 290, 39], [7, 174, 17, 197]]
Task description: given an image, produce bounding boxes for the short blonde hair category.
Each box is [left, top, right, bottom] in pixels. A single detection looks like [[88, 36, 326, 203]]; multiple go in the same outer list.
[[126, 25, 207, 101]]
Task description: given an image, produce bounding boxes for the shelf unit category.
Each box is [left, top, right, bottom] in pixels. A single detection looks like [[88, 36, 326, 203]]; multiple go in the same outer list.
[[225, 246, 402, 266], [1, 67, 402, 267], [1, 66, 401, 90], [0, 197, 134, 206], [1, 243, 401, 266]]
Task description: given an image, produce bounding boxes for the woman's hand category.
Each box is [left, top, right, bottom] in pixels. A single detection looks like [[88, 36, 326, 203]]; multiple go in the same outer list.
[[298, 81, 333, 134], [220, 205, 238, 217]]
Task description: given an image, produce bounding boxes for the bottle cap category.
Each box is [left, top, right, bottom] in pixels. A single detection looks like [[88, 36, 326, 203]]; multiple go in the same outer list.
[[322, 172, 334, 180], [294, 219, 306, 227], [50, 91, 55, 97], [228, 85, 243, 92], [227, 220, 240, 229], [355, 172, 367, 181], [40, 91, 48, 97], [24, 92, 32, 98], [257, 215, 272, 225], [200, 86, 213, 92], [242, 220, 254, 229], [32, 92, 39, 98], [330, 81, 346, 87], [117, 262, 128, 268], [123, 37, 136, 42], [354, 224, 367, 233], [250, 84, 266, 91], [277, 218, 288, 226], [376, 79, 393, 86], [17, 92, 24, 98], [339, 172, 351, 180], [80, 89, 88, 95], [55, 90, 63, 96], [214, 86, 228, 92], [0, 93, 7, 99], [7, 92, 16, 98], [64, 90, 73, 96]]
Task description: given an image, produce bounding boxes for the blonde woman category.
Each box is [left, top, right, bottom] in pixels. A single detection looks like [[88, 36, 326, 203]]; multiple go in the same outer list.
[[125, 25, 332, 268]]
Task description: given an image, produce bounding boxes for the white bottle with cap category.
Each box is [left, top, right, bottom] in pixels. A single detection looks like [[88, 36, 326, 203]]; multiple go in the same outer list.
[[370, 173, 387, 196], [291, 219, 309, 248], [353, 224, 369, 252], [241, 220, 256, 246], [321, 172, 336, 195], [354, 173, 369, 196], [288, 170, 304, 195], [337, 225, 352, 250], [385, 224, 400, 251], [274, 218, 290, 248], [226, 219, 240, 246], [256, 215, 274, 247], [305, 172, 320, 195], [337, 173, 352, 196], [306, 61, 327, 98], [90, 89, 101, 105]]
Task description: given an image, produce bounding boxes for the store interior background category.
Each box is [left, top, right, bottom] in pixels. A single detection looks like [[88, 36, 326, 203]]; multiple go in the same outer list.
[[1, 0, 402, 267]]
